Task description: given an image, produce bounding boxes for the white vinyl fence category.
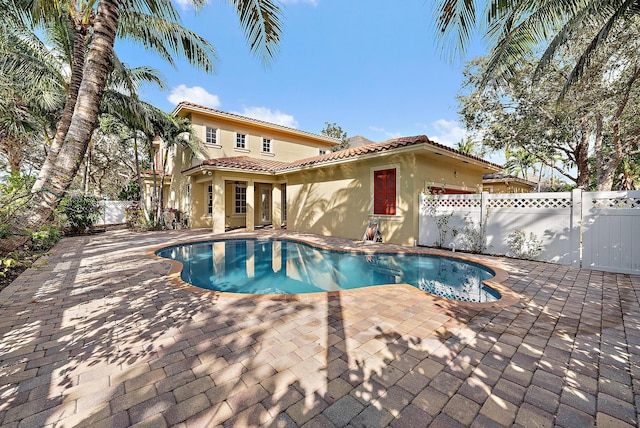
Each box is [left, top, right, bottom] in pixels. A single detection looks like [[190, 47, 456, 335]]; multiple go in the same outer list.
[[419, 190, 640, 274], [95, 200, 134, 225]]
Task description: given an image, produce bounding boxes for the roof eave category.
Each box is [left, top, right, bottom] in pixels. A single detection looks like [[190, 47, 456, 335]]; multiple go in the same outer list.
[[424, 146, 502, 172], [183, 164, 276, 176], [172, 102, 340, 147], [277, 143, 426, 174]]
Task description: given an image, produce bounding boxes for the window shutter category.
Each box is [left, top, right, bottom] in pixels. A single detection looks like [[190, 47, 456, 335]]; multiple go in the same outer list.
[[374, 169, 396, 215]]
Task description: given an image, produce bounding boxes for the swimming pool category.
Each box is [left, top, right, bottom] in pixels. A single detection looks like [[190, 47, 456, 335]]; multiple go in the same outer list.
[[155, 239, 499, 302]]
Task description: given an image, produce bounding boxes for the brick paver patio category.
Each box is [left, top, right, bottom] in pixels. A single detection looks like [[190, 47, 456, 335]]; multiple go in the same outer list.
[[1, 229, 639, 427]]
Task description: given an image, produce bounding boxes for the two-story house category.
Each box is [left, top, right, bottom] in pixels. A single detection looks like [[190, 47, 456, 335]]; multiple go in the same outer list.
[[145, 101, 502, 246]]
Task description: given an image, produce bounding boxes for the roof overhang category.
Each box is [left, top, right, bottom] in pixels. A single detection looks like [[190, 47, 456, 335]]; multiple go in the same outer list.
[[172, 102, 340, 148]]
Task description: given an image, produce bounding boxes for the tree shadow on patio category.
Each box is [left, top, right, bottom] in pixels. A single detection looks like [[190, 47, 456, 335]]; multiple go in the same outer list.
[[1, 230, 637, 427]]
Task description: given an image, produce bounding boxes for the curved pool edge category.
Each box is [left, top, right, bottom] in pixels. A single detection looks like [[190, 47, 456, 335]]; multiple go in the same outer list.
[[146, 232, 520, 308]]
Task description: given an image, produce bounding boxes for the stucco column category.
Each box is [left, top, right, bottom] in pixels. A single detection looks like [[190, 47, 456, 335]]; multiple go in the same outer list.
[[246, 179, 255, 231], [272, 183, 282, 230], [212, 174, 225, 234]]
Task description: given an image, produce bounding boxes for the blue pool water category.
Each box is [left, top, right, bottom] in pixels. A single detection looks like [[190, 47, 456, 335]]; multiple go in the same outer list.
[[156, 239, 499, 302]]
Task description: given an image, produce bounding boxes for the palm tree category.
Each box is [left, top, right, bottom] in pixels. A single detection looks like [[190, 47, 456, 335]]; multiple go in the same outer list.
[[0, 10, 66, 172], [147, 114, 198, 226], [435, 0, 640, 97], [504, 147, 536, 180], [0, 0, 283, 252], [456, 138, 480, 156]]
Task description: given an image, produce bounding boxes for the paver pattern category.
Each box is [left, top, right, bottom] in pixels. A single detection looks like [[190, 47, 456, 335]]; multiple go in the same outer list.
[[1, 229, 639, 427]]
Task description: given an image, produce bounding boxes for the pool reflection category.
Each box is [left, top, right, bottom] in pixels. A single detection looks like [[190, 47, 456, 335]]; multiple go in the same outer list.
[[157, 239, 498, 301]]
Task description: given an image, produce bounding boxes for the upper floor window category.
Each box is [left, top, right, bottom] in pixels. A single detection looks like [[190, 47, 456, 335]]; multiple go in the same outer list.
[[319, 149, 327, 155], [236, 133, 246, 149], [262, 138, 271, 153], [206, 127, 218, 145], [373, 168, 396, 215]]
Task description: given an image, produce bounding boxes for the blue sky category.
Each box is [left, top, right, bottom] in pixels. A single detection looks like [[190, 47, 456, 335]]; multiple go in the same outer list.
[[116, 0, 489, 148]]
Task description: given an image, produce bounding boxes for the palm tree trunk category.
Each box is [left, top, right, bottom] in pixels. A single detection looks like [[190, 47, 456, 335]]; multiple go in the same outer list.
[[576, 120, 590, 189], [33, 23, 87, 192], [83, 145, 92, 196], [7, 141, 22, 173], [158, 147, 170, 228], [0, 0, 120, 253]]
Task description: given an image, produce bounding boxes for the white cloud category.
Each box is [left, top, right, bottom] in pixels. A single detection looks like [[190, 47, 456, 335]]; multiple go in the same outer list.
[[368, 126, 402, 140], [173, 0, 193, 10], [235, 107, 298, 128], [168, 85, 220, 108], [429, 119, 468, 147]]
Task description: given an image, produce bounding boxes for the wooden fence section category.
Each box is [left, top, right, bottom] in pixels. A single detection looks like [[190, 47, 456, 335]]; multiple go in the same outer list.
[[419, 190, 640, 274]]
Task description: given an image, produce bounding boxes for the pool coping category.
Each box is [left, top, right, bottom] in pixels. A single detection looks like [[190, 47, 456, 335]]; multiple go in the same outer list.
[[146, 231, 520, 309]]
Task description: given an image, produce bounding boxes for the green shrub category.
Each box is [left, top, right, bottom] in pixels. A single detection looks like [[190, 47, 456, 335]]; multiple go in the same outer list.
[[0, 173, 35, 238], [117, 180, 140, 201], [30, 225, 61, 251], [506, 229, 543, 260], [0, 224, 11, 239], [0, 256, 19, 278], [125, 204, 143, 229], [62, 196, 101, 233]]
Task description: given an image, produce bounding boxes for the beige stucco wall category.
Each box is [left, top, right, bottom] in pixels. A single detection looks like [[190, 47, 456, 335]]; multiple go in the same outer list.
[[162, 140, 197, 224], [483, 182, 534, 193], [284, 151, 494, 246], [285, 153, 418, 245], [187, 111, 333, 164], [414, 153, 486, 194], [185, 171, 282, 230]]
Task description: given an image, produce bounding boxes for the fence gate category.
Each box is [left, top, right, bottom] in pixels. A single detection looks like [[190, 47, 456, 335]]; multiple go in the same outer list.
[[582, 191, 640, 274]]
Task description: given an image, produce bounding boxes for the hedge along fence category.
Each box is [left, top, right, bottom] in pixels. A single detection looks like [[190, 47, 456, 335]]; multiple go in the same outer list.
[[419, 189, 640, 275]]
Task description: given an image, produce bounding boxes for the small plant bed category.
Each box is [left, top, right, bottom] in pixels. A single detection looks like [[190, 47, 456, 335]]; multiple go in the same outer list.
[[0, 249, 49, 293]]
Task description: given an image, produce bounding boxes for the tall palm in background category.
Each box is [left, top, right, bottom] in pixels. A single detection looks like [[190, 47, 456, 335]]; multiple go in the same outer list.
[[435, 0, 640, 96], [0, 0, 283, 252]]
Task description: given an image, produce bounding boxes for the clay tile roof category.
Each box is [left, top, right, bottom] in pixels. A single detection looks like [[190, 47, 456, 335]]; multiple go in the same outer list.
[[277, 135, 429, 171], [277, 135, 502, 171], [199, 156, 291, 173], [183, 136, 502, 175], [172, 101, 339, 146]]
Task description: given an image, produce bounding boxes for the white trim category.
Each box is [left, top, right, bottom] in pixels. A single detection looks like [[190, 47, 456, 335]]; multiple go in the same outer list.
[[234, 182, 247, 215], [205, 127, 219, 146], [262, 137, 272, 154], [426, 181, 479, 193], [207, 184, 213, 215], [235, 132, 247, 149], [369, 214, 404, 222]]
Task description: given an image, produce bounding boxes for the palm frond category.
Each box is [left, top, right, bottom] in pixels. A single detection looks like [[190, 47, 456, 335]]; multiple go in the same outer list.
[[435, 0, 480, 58], [227, 0, 284, 63], [560, 0, 637, 99], [483, 0, 583, 84], [108, 54, 165, 97], [117, 10, 217, 72]]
